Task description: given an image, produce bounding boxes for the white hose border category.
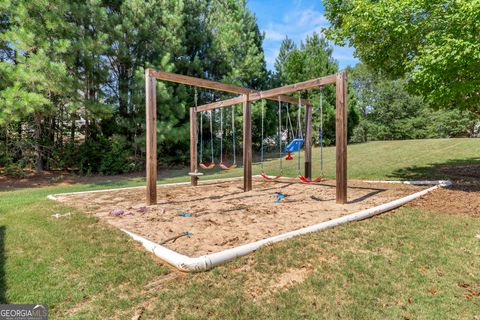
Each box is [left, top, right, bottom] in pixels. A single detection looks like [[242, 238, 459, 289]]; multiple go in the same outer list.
[[48, 179, 451, 272]]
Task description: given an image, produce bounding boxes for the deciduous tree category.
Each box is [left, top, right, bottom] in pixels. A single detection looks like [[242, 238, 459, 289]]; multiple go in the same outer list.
[[324, 0, 480, 113]]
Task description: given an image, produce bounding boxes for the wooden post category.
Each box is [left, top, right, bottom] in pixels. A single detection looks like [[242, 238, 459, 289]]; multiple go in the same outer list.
[[304, 104, 313, 179], [335, 71, 348, 204], [242, 95, 252, 192], [145, 70, 157, 205], [190, 107, 198, 186]]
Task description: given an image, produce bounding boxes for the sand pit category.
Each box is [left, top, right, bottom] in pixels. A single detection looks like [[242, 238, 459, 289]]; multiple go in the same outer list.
[[54, 178, 426, 257]]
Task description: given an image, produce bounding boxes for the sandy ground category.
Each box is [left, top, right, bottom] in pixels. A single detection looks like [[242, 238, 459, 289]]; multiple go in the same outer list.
[[409, 165, 480, 217], [409, 183, 480, 217], [55, 178, 426, 256]]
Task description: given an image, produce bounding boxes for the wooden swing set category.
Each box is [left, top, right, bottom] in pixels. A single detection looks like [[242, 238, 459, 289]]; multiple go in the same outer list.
[[144, 69, 348, 205]]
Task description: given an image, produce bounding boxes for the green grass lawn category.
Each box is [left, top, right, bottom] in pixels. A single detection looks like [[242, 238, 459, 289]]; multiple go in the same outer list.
[[188, 137, 480, 181], [0, 138, 479, 319]]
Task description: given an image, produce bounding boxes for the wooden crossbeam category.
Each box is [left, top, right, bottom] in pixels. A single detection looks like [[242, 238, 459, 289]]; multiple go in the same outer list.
[[149, 69, 250, 94], [148, 69, 311, 107], [194, 74, 337, 110], [248, 74, 337, 102], [194, 95, 246, 112]]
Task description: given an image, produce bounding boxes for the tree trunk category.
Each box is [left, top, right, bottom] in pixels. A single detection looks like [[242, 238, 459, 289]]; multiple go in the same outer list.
[[87, 85, 97, 140], [4, 126, 8, 164], [85, 118, 89, 142], [70, 118, 75, 144], [17, 123, 22, 160], [118, 65, 133, 141], [118, 66, 129, 117], [57, 106, 63, 150], [34, 112, 43, 174], [46, 116, 55, 170]]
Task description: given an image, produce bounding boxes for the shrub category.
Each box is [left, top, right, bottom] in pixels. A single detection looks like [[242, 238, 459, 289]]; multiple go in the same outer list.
[[3, 162, 25, 178], [76, 137, 136, 175], [98, 138, 135, 175]]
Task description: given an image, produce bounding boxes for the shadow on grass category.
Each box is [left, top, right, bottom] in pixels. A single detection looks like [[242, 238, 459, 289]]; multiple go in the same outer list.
[[388, 157, 480, 181]]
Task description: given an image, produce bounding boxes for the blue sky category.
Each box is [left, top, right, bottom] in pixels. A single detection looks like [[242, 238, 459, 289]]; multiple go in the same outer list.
[[246, 0, 359, 71]]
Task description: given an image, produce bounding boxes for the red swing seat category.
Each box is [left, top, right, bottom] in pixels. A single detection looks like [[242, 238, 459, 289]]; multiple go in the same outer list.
[[199, 162, 215, 170], [260, 171, 282, 181], [298, 175, 325, 183], [219, 163, 237, 170]]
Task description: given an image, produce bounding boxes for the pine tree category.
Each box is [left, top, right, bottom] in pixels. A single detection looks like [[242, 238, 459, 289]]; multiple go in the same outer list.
[[63, 1, 111, 144], [85, 0, 188, 162], [274, 37, 296, 86], [0, 0, 73, 173], [206, 0, 266, 88]]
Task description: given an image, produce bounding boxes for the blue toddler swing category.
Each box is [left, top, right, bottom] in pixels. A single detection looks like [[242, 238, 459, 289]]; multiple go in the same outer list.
[[284, 99, 304, 161], [284, 138, 304, 160]]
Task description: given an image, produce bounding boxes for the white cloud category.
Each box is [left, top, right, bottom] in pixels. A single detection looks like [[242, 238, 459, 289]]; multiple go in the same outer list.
[[265, 48, 280, 69], [264, 29, 286, 41], [296, 9, 328, 28], [267, 8, 327, 38], [332, 45, 359, 68], [260, 5, 358, 70]]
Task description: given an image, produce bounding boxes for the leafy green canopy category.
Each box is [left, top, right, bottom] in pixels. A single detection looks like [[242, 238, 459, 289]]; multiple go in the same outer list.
[[351, 64, 478, 142], [324, 0, 480, 113]]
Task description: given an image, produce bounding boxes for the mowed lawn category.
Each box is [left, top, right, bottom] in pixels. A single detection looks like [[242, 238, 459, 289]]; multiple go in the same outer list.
[[0, 138, 479, 319], [171, 137, 480, 181]]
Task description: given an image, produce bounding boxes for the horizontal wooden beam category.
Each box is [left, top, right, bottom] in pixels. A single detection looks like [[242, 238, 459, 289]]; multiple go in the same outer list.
[[194, 95, 246, 112], [194, 73, 338, 110], [248, 74, 338, 102], [149, 69, 250, 95], [147, 69, 311, 107]]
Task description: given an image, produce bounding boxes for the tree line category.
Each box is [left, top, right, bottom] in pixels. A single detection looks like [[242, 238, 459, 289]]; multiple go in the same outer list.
[[0, 0, 478, 177]]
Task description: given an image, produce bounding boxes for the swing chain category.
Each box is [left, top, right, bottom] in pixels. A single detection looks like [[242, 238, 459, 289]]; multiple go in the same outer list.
[[297, 95, 302, 176], [209, 110, 214, 163], [220, 108, 223, 163], [197, 88, 204, 163], [278, 96, 283, 173], [260, 98, 283, 174], [260, 100, 265, 171], [319, 86, 324, 176], [296, 96, 303, 139], [232, 105, 236, 164]]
